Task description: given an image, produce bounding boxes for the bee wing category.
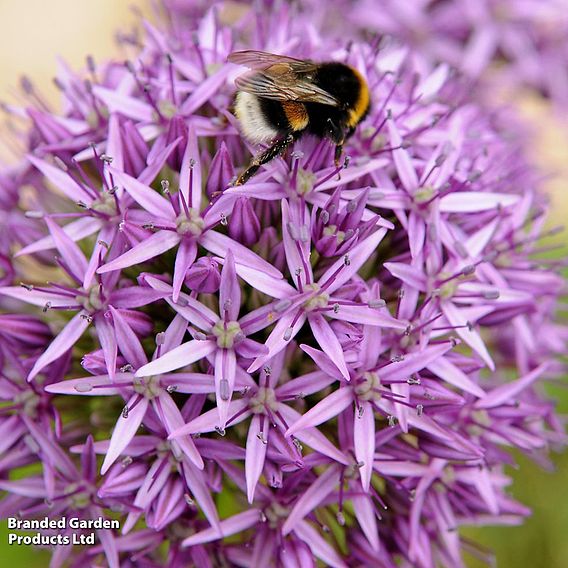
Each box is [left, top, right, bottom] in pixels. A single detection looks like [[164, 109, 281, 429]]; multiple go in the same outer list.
[[229, 50, 340, 106], [228, 50, 314, 70]]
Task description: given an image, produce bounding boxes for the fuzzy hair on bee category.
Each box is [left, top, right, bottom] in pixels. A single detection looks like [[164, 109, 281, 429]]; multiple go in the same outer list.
[[228, 50, 370, 185]]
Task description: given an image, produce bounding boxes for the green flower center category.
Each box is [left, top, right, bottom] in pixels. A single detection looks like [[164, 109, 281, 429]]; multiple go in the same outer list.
[[323, 224, 346, 243], [414, 185, 436, 204], [91, 191, 117, 215], [249, 387, 279, 414], [133, 375, 162, 399], [302, 283, 329, 311], [77, 284, 105, 312], [354, 371, 381, 402], [295, 168, 317, 196], [212, 320, 242, 349], [14, 389, 40, 417], [176, 208, 204, 236]]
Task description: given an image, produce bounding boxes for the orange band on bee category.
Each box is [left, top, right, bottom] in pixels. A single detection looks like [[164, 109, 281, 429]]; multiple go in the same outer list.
[[282, 101, 309, 131], [347, 67, 370, 128]]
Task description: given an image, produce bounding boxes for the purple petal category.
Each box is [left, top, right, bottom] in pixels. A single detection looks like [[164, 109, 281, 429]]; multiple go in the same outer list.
[[294, 520, 347, 568], [282, 465, 339, 535], [214, 348, 237, 429], [200, 230, 282, 279], [45, 217, 88, 282], [97, 230, 181, 274], [308, 314, 350, 381], [247, 309, 307, 374], [219, 250, 240, 321], [352, 491, 380, 551], [101, 395, 149, 474], [111, 168, 172, 217], [136, 340, 216, 377], [154, 392, 203, 469], [169, 400, 250, 438], [387, 119, 418, 193], [182, 509, 260, 547], [319, 228, 388, 294], [354, 401, 375, 492], [28, 310, 91, 381], [439, 192, 519, 213], [95, 312, 118, 381], [172, 238, 198, 303], [245, 414, 269, 503], [286, 388, 352, 436], [441, 302, 494, 370], [476, 363, 549, 410], [279, 406, 349, 465]]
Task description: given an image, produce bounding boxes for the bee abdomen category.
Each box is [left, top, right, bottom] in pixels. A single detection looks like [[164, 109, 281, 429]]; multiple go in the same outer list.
[[282, 101, 309, 132], [234, 92, 282, 144]]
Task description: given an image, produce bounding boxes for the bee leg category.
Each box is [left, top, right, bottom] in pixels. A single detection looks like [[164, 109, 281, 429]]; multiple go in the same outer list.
[[334, 143, 344, 168], [235, 134, 295, 186]]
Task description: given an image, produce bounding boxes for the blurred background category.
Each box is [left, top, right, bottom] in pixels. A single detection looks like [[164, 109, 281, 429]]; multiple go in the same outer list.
[[0, 1, 566, 566]]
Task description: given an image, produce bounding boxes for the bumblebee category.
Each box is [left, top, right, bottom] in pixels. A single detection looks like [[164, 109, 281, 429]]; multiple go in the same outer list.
[[228, 50, 370, 185]]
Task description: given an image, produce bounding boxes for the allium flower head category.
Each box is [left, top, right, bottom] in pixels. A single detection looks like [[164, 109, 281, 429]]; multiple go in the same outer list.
[[0, 1, 566, 567]]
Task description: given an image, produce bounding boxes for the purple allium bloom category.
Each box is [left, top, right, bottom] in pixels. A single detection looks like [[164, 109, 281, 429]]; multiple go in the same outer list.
[[347, 0, 568, 107], [0, 1, 566, 567]]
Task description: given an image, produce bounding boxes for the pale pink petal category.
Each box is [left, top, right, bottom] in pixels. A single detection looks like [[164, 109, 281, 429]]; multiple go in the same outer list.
[[426, 356, 485, 398], [101, 395, 149, 474], [215, 348, 237, 429], [84, 225, 115, 289], [294, 520, 347, 568], [109, 306, 148, 369], [168, 400, 250, 438], [111, 168, 172, 218], [327, 303, 405, 329], [0, 286, 80, 308], [354, 401, 375, 492], [380, 342, 455, 384], [319, 228, 388, 294], [475, 363, 549, 410], [180, 66, 231, 115], [154, 392, 203, 469], [387, 119, 418, 193], [248, 310, 307, 374], [172, 239, 198, 303], [179, 123, 202, 210], [45, 217, 88, 281], [299, 345, 342, 378], [136, 340, 216, 377], [282, 465, 339, 535], [352, 491, 380, 551], [45, 373, 132, 396], [279, 406, 349, 465], [142, 274, 218, 329], [27, 154, 92, 203], [93, 86, 154, 122], [439, 192, 519, 213], [180, 458, 221, 531], [245, 414, 269, 503], [281, 198, 312, 287], [441, 302, 494, 370], [95, 313, 117, 381], [16, 217, 102, 257], [219, 250, 240, 321], [308, 314, 350, 380], [383, 261, 427, 290], [28, 310, 91, 381], [200, 230, 282, 279], [181, 509, 260, 547], [97, 231, 181, 274], [285, 388, 352, 436]]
